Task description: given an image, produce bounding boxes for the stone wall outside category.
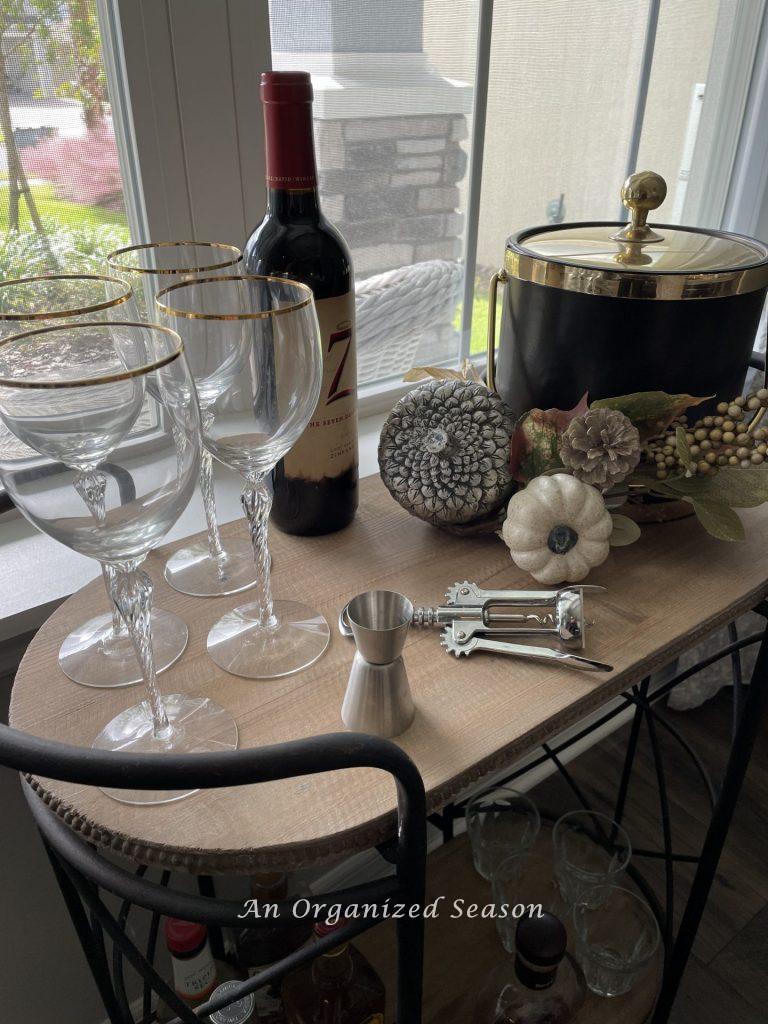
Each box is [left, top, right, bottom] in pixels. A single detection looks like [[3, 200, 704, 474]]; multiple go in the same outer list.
[[315, 112, 468, 280]]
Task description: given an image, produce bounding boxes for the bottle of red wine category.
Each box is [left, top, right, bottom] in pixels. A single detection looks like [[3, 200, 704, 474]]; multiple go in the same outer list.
[[244, 70, 358, 535]]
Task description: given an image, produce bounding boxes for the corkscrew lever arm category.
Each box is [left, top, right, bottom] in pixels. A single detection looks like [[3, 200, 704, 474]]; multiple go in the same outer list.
[[441, 632, 613, 672]]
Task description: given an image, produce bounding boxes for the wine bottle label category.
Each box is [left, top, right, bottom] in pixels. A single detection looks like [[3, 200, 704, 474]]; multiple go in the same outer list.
[[282, 291, 358, 483], [171, 944, 218, 1002], [362, 1016, 384, 1023]]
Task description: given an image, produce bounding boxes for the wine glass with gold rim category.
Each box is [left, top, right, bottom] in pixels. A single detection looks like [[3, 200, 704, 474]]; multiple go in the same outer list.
[[107, 241, 259, 599], [0, 273, 188, 689], [0, 321, 239, 804], [156, 274, 330, 679]]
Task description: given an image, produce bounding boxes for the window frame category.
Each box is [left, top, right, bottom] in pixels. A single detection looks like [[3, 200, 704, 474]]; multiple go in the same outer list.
[[112, 0, 271, 246], [0, 0, 767, 566], [3, 0, 768, 424], [685, 0, 768, 232], [96, 0, 150, 244], [721, 0, 768, 240]]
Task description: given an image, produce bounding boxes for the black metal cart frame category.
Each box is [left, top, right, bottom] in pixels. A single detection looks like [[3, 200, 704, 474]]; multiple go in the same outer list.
[[1, 732, 427, 1024], [430, 601, 768, 1024], [3, 604, 768, 1023]]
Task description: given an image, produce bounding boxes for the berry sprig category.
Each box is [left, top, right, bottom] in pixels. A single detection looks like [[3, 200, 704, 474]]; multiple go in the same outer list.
[[645, 388, 768, 480]]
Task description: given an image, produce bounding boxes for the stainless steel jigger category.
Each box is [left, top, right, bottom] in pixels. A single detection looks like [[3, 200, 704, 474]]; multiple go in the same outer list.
[[341, 590, 416, 739]]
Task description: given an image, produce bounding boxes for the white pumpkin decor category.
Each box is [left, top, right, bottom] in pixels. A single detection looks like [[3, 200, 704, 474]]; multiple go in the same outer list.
[[502, 473, 613, 584]]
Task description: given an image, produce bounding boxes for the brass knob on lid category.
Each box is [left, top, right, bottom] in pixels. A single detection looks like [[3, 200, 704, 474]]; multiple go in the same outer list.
[[611, 170, 667, 244]]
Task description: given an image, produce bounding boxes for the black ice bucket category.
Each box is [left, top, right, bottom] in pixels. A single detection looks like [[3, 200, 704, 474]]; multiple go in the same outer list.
[[487, 171, 768, 417]]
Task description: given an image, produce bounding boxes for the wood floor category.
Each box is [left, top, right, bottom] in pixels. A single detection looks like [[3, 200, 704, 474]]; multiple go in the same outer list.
[[358, 686, 768, 1022]]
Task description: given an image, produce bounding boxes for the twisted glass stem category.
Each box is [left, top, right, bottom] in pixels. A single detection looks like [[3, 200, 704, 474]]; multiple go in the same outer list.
[[111, 562, 171, 739], [241, 473, 276, 627], [173, 416, 224, 564], [199, 411, 224, 562], [74, 470, 125, 638], [200, 445, 224, 562]]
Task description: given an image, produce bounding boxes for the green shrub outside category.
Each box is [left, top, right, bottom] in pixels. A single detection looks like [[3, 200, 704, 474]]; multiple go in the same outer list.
[[0, 217, 130, 281]]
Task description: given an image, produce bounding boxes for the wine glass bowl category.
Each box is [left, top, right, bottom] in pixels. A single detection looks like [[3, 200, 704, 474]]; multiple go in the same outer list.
[[159, 276, 319, 472], [0, 274, 187, 689], [156, 273, 330, 679], [0, 274, 134, 336], [107, 241, 257, 599], [0, 325, 147, 471], [0, 324, 195, 559], [106, 241, 242, 320], [0, 322, 239, 803]]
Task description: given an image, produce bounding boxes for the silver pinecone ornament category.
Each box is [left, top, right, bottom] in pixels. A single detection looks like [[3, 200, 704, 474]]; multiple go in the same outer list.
[[378, 379, 515, 526]]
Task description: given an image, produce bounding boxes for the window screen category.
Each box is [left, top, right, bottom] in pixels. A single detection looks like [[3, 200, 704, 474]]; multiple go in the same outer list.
[[270, 0, 480, 386], [271, 0, 757, 381]]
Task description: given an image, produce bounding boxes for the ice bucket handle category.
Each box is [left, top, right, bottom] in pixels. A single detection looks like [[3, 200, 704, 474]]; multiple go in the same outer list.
[[486, 266, 507, 393]]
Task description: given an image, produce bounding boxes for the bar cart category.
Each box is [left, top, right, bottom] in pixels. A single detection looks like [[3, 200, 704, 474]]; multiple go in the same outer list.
[[5, 474, 768, 1023]]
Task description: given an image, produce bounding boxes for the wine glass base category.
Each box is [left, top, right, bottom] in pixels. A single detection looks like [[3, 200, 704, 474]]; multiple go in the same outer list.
[[58, 608, 188, 689], [93, 693, 239, 805], [164, 536, 260, 597], [206, 599, 330, 679]]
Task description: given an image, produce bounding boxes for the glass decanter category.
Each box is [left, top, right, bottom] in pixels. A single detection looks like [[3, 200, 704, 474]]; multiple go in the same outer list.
[[474, 912, 586, 1024]]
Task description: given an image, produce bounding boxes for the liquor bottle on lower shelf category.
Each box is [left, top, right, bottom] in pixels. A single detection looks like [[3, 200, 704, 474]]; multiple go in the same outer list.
[[244, 70, 359, 537], [282, 919, 385, 1024], [163, 918, 220, 1012], [157, 919, 248, 1022], [234, 873, 313, 1023], [473, 912, 586, 1024]]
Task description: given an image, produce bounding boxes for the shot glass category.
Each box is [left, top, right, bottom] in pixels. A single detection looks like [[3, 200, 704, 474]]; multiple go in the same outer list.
[[553, 810, 632, 908], [572, 885, 660, 996], [466, 786, 540, 880]]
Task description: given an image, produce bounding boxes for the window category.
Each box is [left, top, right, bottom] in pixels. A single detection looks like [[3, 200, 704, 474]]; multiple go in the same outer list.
[[269, 0, 768, 389], [0, 1, 765, 397], [0, 1, 137, 279], [270, 0, 479, 388]]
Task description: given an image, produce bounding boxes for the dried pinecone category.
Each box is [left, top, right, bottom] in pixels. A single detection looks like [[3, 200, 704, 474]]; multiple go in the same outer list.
[[561, 407, 641, 488], [378, 378, 515, 526]]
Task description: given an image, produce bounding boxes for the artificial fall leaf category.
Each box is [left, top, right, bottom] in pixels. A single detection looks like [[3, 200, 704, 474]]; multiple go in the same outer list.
[[508, 393, 589, 484], [403, 359, 483, 384], [675, 424, 694, 474], [662, 467, 768, 508], [403, 365, 463, 382], [592, 391, 711, 440], [459, 358, 483, 382], [603, 484, 631, 510], [690, 499, 746, 542], [609, 513, 642, 546]]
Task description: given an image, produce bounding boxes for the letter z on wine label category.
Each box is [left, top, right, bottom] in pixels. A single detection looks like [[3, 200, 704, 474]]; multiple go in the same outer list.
[[282, 291, 358, 483]]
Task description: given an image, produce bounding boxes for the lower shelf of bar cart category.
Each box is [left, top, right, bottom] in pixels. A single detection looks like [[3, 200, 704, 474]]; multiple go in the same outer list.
[[356, 830, 662, 1024]]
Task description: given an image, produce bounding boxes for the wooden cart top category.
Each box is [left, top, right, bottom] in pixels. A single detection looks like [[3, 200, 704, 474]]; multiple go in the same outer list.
[[10, 475, 768, 873]]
